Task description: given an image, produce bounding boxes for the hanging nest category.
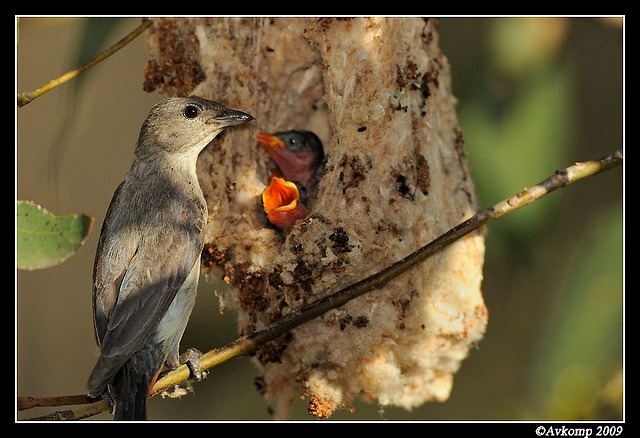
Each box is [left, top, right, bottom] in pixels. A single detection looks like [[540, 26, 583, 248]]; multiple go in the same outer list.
[[143, 16, 487, 419]]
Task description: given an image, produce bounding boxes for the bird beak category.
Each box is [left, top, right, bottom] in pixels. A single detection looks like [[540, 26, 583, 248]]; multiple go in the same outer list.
[[257, 132, 286, 149], [262, 177, 310, 229], [207, 108, 254, 127], [262, 177, 301, 214]]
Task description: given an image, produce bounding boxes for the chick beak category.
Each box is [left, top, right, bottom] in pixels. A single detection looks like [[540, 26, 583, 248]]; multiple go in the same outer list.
[[262, 177, 301, 214], [257, 132, 286, 149], [262, 177, 309, 229]]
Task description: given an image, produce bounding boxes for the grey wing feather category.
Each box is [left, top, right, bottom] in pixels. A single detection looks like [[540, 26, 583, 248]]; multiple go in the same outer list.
[[89, 182, 205, 394]]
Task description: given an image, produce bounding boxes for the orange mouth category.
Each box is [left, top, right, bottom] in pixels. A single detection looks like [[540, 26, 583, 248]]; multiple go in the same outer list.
[[262, 177, 310, 229], [262, 177, 301, 214]]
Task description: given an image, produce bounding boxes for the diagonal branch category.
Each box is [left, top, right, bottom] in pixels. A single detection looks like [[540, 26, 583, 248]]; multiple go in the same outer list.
[[18, 148, 622, 420], [151, 148, 623, 396], [17, 18, 151, 108]]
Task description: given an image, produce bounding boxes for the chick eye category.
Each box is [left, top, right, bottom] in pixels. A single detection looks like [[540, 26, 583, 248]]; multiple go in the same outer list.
[[183, 105, 200, 119]]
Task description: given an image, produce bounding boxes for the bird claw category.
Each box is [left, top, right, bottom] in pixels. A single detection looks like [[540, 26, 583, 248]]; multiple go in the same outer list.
[[90, 389, 114, 413], [178, 348, 206, 381]]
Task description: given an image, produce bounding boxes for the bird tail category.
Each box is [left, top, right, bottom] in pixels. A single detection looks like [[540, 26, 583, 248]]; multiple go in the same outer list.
[[114, 390, 147, 420], [88, 347, 164, 421], [113, 368, 151, 421], [88, 356, 151, 420]]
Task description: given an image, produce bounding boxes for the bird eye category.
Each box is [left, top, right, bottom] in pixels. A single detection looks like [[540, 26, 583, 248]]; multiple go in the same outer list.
[[183, 105, 200, 119]]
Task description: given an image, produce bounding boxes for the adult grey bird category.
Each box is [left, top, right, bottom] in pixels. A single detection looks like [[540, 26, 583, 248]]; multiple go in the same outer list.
[[87, 96, 253, 420]]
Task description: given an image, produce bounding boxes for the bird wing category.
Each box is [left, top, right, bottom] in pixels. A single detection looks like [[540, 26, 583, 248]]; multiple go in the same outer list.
[[89, 182, 205, 391]]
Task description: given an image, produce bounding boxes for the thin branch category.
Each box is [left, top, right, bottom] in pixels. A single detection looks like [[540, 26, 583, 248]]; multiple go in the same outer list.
[[19, 148, 622, 420], [17, 18, 151, 108], [151, 148, 623, 396], [18, 394, 93, 411], [23, 400, 110, 421]]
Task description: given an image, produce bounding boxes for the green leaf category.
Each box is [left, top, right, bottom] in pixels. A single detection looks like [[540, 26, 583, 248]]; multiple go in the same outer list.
[[16, 200, 94, 270]]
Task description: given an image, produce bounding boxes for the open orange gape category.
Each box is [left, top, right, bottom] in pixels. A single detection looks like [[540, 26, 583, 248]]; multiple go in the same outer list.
[[261, 177, 310, 229]]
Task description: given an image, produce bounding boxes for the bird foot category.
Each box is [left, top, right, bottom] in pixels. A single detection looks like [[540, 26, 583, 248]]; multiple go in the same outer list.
[[90, 389, 114, 414], [178, 348, 206, 381]]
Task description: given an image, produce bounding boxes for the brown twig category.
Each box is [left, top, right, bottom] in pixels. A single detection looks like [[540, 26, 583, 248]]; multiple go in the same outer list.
[[18, 394, 94, 410]]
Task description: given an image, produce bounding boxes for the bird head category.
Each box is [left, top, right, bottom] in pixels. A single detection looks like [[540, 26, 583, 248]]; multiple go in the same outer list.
[[137, 96, 253, 158], [257, 130, 324, 191]]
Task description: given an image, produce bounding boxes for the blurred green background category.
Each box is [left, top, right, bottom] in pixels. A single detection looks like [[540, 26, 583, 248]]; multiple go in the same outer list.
[[16, 17, 623, 421]]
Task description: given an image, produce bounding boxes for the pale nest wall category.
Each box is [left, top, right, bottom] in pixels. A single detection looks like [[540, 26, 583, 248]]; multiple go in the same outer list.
[[143, 16, 487, 419]]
